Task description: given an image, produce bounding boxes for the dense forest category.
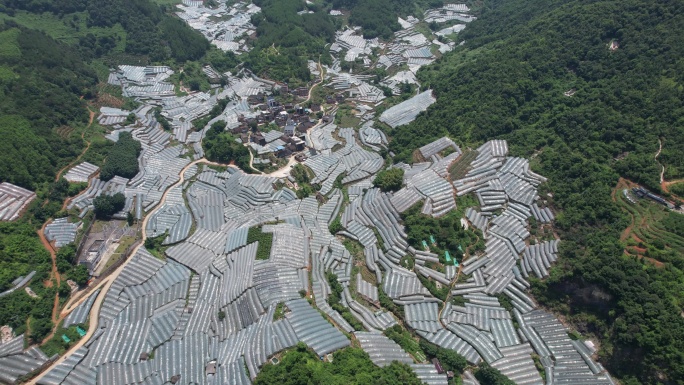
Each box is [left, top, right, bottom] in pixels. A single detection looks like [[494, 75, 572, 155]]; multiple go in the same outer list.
[[0, 0, 209, 63], [389, 0, 684, 383], [244, 0, 337, 84], [373, 167, 404, 192], [0, 25, 95, 189], [0, 222, 56, 344], [328, 0, 441, 38]]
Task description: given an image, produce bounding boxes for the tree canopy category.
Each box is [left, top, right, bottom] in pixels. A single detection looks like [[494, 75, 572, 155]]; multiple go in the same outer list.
[[93, 192, 126, 219], [373, 168, 404, 192], [0, 24, 95, 189], [100, 131, 142, 181], [244, 0, 337, 84], [475, 363, 516, 385], [202, 120, 251, 171]]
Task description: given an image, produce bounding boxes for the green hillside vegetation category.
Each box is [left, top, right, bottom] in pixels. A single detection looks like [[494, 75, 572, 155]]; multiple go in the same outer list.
[[616, 188, 684, 266], [202, 121, 251, 171], [100, 131, 142, 181], [669, 182, 684, 197], [0, 116, 64, 189], [345, 0, 401, 39], [328, 0, 441, 39], [389, 0, 684, 383], [402, 203, 482, 263], [0, 0, 209, 63], [254, 343, 426, 385], [373, 168, 404, 192], [247, 226, 274, 260], [0, 24, 96, 189], [0, 222, 56, 343], [245, 0, 337, 84], [0, 222, 51, 292]]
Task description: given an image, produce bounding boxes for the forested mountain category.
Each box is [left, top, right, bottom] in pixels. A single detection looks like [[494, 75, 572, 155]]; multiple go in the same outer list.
[[0, 24, 95, 189], [0, 0, 210, 189], [0, 0, 211, 346], [390, 0, 684, 383], [0, 0, 208, 62]]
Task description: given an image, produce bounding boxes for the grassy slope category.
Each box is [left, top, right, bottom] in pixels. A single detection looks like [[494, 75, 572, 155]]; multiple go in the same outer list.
[[0, 10, 126, 49]]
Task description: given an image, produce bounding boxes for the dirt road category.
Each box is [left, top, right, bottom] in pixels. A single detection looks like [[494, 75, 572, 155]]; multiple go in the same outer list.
[[303, 60, 325, 104], [656, 138, 664, 184], [27, 158, 215, 385], [37, 220, 61, 340], [247, 149, 265, 175], [54, 109, 96, 182]]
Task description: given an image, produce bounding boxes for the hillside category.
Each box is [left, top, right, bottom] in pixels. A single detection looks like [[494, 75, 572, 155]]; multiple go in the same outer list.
[[0, 0, 211, 348], [0, 0, 681, 383], [0, 0, 211, 190], [0, 25, 96, 189], [390, 0, 684, 383]]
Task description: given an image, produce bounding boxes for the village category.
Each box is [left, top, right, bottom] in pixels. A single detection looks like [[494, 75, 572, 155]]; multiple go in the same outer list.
[[0, 2, 629, 385]]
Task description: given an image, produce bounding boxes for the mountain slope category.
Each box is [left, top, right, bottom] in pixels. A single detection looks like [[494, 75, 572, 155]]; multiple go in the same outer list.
[[390, 1, 684, 383]]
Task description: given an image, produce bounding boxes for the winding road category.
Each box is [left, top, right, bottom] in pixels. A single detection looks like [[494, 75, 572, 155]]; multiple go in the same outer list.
[[30, 64, 333, 383], [654, 138, 684, 204], [54, 109, 96, 182], [28, 158, 220, 385], [35, 108, 97, 347]]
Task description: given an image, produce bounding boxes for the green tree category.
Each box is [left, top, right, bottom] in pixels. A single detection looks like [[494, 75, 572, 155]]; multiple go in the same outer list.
[[475, 363, 515, 385], [71, 265, 89, 286], [93, 193, 126, 219], [255, 343, 425, 385], [373, 168, 404, 192], [100, 132, 141, 181], [56, 244, 77, 274]]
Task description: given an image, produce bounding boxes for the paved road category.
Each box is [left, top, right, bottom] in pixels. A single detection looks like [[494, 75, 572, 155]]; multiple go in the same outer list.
[[27, 158, 210, 385]]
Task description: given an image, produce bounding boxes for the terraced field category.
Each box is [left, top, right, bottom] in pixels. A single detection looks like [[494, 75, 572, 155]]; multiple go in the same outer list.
[[614, 181, 684, 265], [448, 149, 478, 181]]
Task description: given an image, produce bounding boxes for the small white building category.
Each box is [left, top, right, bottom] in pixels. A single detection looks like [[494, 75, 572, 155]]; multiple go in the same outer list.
[[284, 119, 296, 136]]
